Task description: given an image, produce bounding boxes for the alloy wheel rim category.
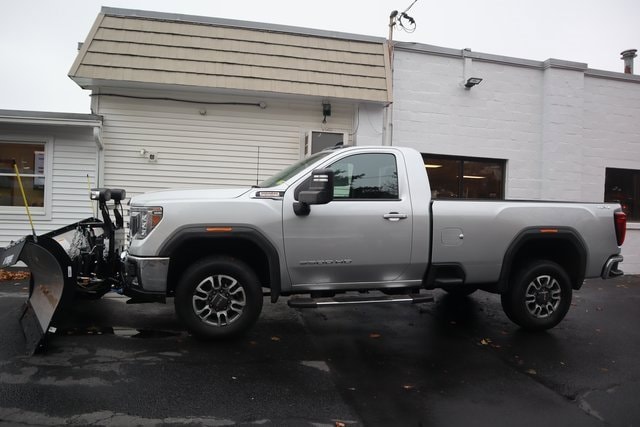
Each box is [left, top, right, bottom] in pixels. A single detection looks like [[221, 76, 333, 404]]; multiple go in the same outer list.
[[524, 274, 561, 319], [192, 274, 246, 326]]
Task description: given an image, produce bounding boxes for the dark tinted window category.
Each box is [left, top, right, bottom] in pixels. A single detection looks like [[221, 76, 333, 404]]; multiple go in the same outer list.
[[423, 154, 505, 199], [605, 168, 640, 221], [0, 142, 46, 207], [329, 153, 398, 200]]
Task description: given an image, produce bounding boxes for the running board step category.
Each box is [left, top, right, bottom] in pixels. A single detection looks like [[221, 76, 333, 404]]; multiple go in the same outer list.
[[287, 293, 434, 308]]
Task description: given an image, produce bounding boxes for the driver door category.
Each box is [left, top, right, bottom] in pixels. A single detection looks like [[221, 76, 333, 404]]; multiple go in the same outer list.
[[282, 151, 413, 287]]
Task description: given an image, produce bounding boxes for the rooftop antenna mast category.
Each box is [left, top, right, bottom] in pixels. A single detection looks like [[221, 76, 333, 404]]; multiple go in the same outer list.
[[384, 0, 418, 146], [389, 0, 418, 55]]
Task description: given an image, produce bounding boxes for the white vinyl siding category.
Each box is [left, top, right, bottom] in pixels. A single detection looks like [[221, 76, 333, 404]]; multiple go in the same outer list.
[[96, 91, 355, 199], [50, 136, 99, 221], [0, 126, 98, 247]]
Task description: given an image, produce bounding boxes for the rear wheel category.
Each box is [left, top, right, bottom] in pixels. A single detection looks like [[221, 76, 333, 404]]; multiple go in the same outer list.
[[501, 260, 572, 331], [174, 256, 263, 339]]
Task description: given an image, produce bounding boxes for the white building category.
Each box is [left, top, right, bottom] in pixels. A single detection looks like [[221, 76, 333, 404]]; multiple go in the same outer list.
[[2, 7, 638, 273], [391, 43, 640, 273], [67, 7, 391, 199], [0, 110, 102, 244]]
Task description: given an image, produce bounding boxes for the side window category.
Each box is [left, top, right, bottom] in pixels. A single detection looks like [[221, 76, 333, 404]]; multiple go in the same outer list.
[[329, 153, 399, 200], [0, 141, 48, 212]]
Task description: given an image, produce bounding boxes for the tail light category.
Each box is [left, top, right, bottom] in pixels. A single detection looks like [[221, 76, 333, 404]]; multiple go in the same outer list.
[[614, 210, 627, 246]]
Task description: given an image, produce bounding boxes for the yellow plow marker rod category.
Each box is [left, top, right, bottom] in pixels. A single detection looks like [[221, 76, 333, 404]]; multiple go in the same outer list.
[[87, 174, 96, 217], [13, 161, 37, 241]]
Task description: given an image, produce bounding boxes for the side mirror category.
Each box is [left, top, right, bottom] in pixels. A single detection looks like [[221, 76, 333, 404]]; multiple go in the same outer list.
[[293, 169, 334, 216]]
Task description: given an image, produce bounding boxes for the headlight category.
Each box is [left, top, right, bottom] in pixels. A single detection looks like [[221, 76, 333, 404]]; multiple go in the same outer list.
[[130, 206, 163, 240]]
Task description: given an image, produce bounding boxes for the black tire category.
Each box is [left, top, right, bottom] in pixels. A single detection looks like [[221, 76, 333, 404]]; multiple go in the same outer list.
[[501, 260, 572, 331], [174, 256, 263, 339], [442, 285, 477, 297]]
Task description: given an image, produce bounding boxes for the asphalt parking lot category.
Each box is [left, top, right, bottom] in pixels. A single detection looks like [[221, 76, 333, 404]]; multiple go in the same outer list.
[[1, 274, 639, 427]]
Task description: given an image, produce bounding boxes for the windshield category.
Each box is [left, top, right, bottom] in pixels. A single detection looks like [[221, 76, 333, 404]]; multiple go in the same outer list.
[[258, 151, 332, 188]]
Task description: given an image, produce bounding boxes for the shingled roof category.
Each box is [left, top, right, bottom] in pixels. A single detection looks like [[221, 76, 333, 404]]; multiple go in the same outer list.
[[69, 7, 391, 103]]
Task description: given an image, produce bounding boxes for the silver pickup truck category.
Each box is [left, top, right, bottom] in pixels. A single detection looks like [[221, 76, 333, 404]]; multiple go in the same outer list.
[[123, 145, 626, 338]]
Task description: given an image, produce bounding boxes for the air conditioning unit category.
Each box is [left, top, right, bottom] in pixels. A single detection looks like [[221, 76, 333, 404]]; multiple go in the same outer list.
[[304, 131, 348, 157]]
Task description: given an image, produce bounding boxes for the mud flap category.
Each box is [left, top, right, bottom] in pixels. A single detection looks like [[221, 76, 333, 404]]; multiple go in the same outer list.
[[1, 236, 75, 355]]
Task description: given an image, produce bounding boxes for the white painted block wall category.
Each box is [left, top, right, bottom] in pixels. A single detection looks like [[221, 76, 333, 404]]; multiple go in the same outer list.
[[392, 48, 640, 273], [582, 75, 640, 274], [392, 51, 545, 200]]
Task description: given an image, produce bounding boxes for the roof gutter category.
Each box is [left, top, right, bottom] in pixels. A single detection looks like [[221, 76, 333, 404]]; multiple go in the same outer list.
[[0, 110, 104, 149]]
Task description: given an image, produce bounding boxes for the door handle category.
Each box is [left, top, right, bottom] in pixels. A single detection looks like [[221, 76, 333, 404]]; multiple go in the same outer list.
[[383, 212, 408, 221]]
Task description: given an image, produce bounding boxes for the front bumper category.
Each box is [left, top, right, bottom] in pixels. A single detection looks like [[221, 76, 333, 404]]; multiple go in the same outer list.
[[601, 255, 624, 279], [124, 251, 170, 296]]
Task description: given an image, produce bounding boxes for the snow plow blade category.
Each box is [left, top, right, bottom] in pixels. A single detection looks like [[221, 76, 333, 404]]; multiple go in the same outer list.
[[1, 235, 75, 355]]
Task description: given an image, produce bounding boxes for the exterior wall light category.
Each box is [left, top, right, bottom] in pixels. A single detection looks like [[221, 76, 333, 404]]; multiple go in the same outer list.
[[322, 101, 331, 124], [465, 77, 483, 89]]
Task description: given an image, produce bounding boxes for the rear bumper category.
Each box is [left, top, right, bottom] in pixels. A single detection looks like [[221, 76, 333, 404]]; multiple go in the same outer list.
[[601, 255, 624, 279], [123, 252, 170, 294]]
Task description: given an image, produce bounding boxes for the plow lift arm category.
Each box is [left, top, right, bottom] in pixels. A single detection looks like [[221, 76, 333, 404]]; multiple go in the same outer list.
[[0, 188, 127, 355]]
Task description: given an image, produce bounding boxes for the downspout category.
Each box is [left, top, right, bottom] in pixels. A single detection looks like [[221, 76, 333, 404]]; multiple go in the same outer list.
[[92, 123, 104, 190], [91, 92, 104, 189], [93, 126, 103, 151]]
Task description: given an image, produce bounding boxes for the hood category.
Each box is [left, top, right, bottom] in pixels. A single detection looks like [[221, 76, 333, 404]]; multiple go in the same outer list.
[[130, 187, 252, 205]]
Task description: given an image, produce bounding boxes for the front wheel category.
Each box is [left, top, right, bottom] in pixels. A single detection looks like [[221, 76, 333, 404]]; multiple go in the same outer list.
[[501, 261, 572, 331], [174, 256, 263, 339]]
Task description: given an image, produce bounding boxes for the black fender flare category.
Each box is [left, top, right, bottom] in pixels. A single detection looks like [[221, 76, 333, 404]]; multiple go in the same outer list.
[[497, 226, 588, 293], [158, 224, 282, 302]]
